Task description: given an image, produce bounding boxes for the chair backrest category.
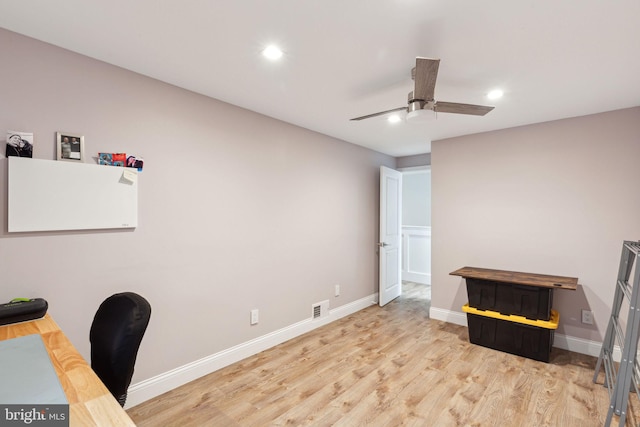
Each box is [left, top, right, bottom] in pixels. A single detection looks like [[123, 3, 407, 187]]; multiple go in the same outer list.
[[90, 292, 151, 407]]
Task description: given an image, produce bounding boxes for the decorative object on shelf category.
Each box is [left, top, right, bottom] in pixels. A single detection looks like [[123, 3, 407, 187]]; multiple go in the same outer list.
[[99, 153, 112, 165], [98, 152, 126, 166], [112, 153, 125, 166], [98, 153, 143, 171], [6, 130, 33, 158], [126, 155, 143, 171], [56, 132, 84, 162]]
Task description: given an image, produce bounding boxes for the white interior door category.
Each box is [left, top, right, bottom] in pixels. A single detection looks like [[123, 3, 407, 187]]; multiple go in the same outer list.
[[379, 166, 402, 306]]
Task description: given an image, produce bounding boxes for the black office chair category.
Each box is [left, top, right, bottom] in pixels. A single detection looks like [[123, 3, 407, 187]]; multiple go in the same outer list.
[[90, 292, 151, 407]]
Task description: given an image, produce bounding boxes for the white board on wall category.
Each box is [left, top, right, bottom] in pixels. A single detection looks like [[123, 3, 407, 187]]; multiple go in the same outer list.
[[8, 156, 138, 232]]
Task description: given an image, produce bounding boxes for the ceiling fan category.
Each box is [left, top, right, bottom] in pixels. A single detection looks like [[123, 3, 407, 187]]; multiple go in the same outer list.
[[350, 57, 494, 122]]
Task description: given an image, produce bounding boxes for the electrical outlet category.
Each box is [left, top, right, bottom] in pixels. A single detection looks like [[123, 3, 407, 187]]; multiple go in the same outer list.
[[581, 309, 593, 325], [335, 284, 340, 297], [250, 309, 259, 325]]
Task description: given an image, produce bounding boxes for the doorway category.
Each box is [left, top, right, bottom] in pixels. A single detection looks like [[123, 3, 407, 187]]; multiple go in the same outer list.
[[400, 166, 431, 308]]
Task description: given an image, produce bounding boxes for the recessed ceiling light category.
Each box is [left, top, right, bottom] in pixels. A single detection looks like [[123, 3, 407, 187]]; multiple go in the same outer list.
[[388, 114, 402, 123], [262, 45, 283, 60], [487, 89, 504, 100]]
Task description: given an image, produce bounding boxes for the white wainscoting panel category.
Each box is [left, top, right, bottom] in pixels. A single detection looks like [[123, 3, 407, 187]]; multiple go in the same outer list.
[[401, 226, 431, 284]]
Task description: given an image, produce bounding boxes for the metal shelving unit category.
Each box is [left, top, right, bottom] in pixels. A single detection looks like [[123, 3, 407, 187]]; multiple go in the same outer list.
[[594, 240, 640, 426]]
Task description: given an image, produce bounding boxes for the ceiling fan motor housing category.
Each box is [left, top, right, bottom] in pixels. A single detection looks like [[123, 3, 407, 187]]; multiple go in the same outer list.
[[408, 100, 424, 113], [407, 92, 434, 112]]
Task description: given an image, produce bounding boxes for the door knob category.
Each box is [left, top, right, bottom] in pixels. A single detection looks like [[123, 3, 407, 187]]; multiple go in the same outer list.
[[377, 242, 388, 247]]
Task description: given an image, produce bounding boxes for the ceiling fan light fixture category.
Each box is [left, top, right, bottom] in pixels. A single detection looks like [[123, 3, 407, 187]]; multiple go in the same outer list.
[[406, 108, 433, 123]]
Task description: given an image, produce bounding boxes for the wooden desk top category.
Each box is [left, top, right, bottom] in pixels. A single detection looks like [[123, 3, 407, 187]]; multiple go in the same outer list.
[[0, 314, 135, 427], [450, 266, 578, 290]]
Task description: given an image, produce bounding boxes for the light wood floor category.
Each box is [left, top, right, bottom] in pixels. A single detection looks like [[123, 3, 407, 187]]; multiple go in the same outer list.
[[128, 283, 638, 426]]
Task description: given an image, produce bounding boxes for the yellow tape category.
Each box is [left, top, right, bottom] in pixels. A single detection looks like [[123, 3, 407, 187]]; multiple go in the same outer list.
[[462, 303, 559, 329]]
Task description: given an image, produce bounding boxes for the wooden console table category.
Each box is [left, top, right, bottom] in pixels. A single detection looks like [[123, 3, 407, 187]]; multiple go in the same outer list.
[[450, 266, 578, 290], [451, 266, 578, 361], [0, 314, 135, 426]]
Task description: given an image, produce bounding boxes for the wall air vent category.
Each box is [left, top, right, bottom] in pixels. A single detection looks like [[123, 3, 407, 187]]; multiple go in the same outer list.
[[312, 300, 330, 320]]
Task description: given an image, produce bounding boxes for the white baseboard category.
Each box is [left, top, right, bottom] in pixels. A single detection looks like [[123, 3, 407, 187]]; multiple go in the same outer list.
[[553, 333, 621, 361], [402, 271, 431, 285], [429, 306, 468, 326], [429, 307, 620, 362], [125, 294, 377, 409]]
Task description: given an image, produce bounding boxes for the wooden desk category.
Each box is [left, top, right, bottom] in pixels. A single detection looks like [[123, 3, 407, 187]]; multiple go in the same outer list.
[[0, 314, 135, 427]]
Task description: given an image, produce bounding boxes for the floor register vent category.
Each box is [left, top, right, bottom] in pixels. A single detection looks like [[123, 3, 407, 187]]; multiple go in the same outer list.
[[312, 300, 329, 320]]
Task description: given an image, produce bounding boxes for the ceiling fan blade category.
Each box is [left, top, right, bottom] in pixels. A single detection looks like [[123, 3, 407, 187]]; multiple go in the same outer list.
[[350, 107, 407, 121], [413, 57, 440, 102], [434, 101, 494, 116]]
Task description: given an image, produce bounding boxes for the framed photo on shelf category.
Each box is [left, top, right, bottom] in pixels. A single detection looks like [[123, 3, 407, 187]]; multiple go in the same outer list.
[[56, 132, 85, 162]]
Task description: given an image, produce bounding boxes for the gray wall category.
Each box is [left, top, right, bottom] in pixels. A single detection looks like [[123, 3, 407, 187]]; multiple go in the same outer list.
[[397, 153, 431, 169], [0, 29, 394, 384], [432, 107, 640, 341]]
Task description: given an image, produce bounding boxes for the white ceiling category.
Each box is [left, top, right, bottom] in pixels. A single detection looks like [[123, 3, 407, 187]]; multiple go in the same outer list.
[[1, 1, 639, 157]]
